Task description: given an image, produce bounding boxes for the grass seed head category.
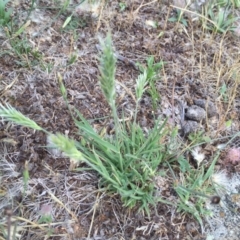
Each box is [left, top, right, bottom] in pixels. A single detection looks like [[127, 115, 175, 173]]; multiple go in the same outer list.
[[191, 146, 205, 167], [211, 170, 229, 188]]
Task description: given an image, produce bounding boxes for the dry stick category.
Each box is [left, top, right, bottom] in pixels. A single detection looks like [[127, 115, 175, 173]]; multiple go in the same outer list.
[[6, 209, 12, 240], [164, 6, 171, 33], [12, 217, 47, 231], [221, 40, 236, 123], [214, 33, 226, 88], [116, 80, 136, 103], [96, 0, 105, 32], [171, 78, 177, 127], [199, 26, 204, 81], [215, 33, 234, 132], [162, 62, 168, 85], [87, 192, 100, 238], [173, 4, 191, 30], [134, 0, 158, 14], [0, 76, 18, 98], [216, 66, 223, 89], [12, 218, 74, 228], [183, 10, 195, 82], [48, 191, 78, 222]]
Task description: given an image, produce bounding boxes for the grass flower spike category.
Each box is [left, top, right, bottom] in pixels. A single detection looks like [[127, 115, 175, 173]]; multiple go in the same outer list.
[[98, 33, 116, 108], [0, 103, 42, 131], [49, 133, 85, 162], [135, 70, 148, 101]]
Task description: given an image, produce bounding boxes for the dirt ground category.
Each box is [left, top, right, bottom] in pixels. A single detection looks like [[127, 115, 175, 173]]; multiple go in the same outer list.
[[1, 0, 240, 239]]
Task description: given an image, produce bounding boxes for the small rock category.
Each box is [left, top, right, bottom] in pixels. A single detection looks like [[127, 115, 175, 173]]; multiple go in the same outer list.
[[193, 99, 217, 118], [186, 221, 198, 235], [182, 120, 200, 136], [185, 105, 206, 122]]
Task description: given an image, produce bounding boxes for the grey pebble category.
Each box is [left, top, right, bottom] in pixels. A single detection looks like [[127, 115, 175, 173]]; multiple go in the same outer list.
[[185, 105, 206, 122], [182, 120, 201, 136], [193, 99, 217, 118]]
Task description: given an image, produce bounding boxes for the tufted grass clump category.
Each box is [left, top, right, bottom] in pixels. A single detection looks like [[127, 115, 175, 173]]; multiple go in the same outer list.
[[0, 34, 172, 215]]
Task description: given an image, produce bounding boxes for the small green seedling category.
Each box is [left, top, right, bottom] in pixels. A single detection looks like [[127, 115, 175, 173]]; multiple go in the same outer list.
[[119, 2, 126, 12], [7, 36, 42, 68], [188, 130, 211, 144], [137, 56, 164, 110], [168, 9, 188, 27], [219, 83, 228, 103], [38, 204, 53, 236], [67, 53, 78, 66], [41, 61, 54, 74], [225, 119, 232, 128]]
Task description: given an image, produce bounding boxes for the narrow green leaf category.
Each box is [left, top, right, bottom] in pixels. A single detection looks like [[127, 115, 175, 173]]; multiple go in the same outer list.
[[62, 15, 72, 28]]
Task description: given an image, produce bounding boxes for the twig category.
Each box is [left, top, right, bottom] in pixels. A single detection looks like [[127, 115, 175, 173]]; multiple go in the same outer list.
[[87, 192, 100, 238]]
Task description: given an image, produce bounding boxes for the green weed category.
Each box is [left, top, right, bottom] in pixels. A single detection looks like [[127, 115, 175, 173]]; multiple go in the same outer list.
[[0, 0, 38, 67], [188, 131, 211, 145], [7, 37, 42, 68], [168, 9, 188, 27], [219, 82, 229, 103], [67, 53, 78, 66], [171, 151, 220, 232], [202, 0, 238, 33], [62, 15, 87, 31], [137, 56, 164, 110], [40, 61, 54, 74], [119, 2, 127, 12], [218, 0, 240, 8]]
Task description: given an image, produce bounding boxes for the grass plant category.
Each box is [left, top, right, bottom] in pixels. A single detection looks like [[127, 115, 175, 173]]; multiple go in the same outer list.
[[0, 34, 173, 215], [172, 152, 220, 232], [202, 2, 237, 33], [0, 33, 224, 226]]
